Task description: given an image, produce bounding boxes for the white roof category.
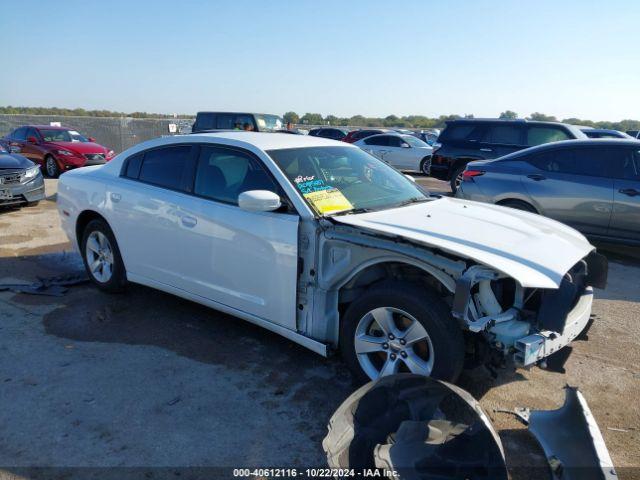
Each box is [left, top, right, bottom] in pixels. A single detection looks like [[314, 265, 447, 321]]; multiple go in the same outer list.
[[188, 131, 351, 151]]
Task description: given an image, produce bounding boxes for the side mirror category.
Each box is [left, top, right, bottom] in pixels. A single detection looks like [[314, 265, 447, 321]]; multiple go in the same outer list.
[[88, 137, 96, 142], [401, 142, 410, 148], [27, 136, 38, 144], [238, 190, 282, 212]]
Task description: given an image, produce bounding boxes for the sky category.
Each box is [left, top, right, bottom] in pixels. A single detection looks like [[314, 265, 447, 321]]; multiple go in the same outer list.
[[2, 0, 639, 121]]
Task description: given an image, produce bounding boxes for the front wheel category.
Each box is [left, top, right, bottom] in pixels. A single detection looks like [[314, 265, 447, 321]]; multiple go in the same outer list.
[[81, 219, 127, 292], [340, 282, 464, 384], [45, 155, 60, 178]]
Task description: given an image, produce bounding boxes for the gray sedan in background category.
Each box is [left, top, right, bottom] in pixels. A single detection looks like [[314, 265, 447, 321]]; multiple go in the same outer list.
[[456, 139, 640, 244]]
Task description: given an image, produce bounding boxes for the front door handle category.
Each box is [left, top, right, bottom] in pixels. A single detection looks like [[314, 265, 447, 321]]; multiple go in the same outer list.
[[181, 215, 197, 228], [480, 148, 493, 152], [527, 174, 546, 181], [619, 188, 640, 197], [110, 192, 121, 203]]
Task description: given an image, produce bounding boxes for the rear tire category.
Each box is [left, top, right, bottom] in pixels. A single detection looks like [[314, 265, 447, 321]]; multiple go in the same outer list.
[[419, 157, 431, 175], [45, 155, 60, 178], [80, 219, 127, 293], [449, 165, 466, 193], [498, 199, 538, 214], [339, 282, 464, 385]]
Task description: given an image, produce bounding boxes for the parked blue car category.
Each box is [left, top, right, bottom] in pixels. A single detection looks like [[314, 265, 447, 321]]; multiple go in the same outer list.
[[456, 139, 640, 245]]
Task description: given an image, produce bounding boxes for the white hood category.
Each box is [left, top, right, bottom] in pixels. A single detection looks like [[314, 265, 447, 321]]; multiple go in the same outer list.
[[332, 197, 594, 289]]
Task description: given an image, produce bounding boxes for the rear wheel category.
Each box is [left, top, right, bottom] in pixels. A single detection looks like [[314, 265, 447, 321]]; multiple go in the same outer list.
[[80, 219, 127, 292], [340, 282, 464, 384], [45, 155, 60, 178], [449, 165, 466, 193], [419, 157, 431, 175], [498, 199, 538, 214]]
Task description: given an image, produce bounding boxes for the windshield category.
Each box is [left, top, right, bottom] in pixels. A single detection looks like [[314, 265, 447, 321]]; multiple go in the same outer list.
[[268, 146, 429, 216], [39, 129, 89, 142], [255, 114, 284, 132], [402, 135, 429, 148]]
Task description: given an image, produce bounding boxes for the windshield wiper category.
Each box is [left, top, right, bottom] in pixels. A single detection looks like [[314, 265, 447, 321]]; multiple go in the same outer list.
[[330, 207, 373, 216], [391, 197, 430, 208]]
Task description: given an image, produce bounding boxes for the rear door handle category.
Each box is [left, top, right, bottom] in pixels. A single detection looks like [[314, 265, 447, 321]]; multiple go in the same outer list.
[[527, 174, 546, 181], [181, 215, 197, 228], [619, 188, 640, 197], [480, 148, 493, 152], [110, 192, 121, 202]]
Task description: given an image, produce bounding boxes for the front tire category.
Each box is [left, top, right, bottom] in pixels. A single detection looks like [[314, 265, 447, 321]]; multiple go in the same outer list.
[[80, 219, 127, 293], [45, 155, 61, 178], [340, 282, 464, 384]]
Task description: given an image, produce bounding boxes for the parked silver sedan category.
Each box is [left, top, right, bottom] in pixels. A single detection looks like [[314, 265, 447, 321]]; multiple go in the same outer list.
[[456, 139, 640, 244], [354, 133, 433, 174]]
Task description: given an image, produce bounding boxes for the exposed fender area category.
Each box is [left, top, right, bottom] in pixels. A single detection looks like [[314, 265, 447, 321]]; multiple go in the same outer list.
[[527, 386, 617, 480]]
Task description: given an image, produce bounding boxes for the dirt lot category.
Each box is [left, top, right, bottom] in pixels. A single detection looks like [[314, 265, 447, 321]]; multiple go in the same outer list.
[[0, 178, 638, 479]]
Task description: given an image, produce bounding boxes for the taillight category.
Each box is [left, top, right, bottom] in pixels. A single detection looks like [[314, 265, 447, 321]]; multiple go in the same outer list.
[[462, 169, 485, 181]]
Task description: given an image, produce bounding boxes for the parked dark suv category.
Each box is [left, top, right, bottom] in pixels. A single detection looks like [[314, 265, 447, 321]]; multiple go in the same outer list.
[[192, 112, 284, 133], [431, 119, 587, 192]]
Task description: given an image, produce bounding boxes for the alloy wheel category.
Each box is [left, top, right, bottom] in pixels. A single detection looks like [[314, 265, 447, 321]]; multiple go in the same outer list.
[[354, 307, 434, 380], [46, 158, 57, 177], [85, 231, 114, 283]]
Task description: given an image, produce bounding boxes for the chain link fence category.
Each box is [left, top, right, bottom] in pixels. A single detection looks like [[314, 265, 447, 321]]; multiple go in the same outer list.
[[0, 114, 194, 154]]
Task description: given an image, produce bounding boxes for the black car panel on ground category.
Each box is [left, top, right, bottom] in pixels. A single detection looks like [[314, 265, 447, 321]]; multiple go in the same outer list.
[[430, 119, 587, 192]]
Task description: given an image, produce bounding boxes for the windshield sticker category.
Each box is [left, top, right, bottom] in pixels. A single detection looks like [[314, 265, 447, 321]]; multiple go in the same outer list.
[[294, 176, 330, 194], [304, 188, 353, 214]]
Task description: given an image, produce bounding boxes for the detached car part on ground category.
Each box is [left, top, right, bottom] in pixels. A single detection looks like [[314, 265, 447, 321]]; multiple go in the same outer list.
[[324, 375, 616, 480], [0, 152, 45, 208], [57, 131, 606, 383]]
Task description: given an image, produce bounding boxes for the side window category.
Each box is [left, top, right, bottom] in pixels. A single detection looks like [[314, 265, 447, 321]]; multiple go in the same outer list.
[[364, 136, 389, 146], [123, 153, 144, 179], [526, 127, 571, 146], [216, 114, 234, 130], [387, 136, 404, 147], [613, 149, 640, 181], [138, 145, 194, 191], [25, 128, 40, 141], [530, 148, 609, 177], [12, 127, 27, 141], [194, 146, 278, 205], [488, 125, 522, 145], [196, 113, 216, 130]]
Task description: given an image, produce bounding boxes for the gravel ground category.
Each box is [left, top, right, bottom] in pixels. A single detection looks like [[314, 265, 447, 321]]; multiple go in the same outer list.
[[0, 178, 638, 479]]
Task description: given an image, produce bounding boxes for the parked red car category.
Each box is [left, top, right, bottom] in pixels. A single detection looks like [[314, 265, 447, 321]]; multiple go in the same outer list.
[[1, 125, 115, 178]]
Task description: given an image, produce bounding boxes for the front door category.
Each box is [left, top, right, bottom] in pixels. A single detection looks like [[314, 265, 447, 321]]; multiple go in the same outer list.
[[183, 145, 299, 328], [609, 147, 640, 242], [523, 146, 614, 235]]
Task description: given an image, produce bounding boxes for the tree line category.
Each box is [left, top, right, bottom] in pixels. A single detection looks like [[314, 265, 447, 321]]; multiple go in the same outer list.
[[1, 106, 639, 132], [284, 111, 640, 132]]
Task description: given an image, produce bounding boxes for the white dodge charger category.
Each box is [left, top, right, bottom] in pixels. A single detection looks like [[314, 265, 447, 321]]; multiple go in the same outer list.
[[57, 131, 607, 382]]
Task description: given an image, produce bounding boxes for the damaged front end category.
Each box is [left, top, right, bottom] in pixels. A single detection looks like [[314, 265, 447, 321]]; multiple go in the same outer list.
[[452, 251, 608, 371]]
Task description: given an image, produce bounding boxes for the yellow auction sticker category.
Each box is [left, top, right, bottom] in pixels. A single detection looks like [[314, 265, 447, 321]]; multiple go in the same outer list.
[[304, 188, 353, 214]]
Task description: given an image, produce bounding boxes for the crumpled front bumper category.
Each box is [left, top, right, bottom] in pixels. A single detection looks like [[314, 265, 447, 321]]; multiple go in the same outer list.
[[0, 175, 45, 206], [515, 287, 593, 367]]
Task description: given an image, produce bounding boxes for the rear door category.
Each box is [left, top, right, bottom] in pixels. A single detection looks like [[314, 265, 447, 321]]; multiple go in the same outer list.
[[484, 124, 526, 158], [362, 135, 391, 162], [523, 146, 614, 235], [108, 144, 199, 288], [609, 147, 640, 241]]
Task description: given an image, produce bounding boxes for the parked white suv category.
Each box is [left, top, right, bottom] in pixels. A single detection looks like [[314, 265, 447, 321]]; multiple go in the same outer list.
[[57, 132, 607, 382]]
